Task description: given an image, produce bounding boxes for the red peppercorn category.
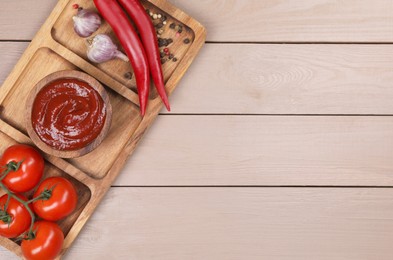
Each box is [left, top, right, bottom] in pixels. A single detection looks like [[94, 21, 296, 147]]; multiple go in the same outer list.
[[164, 48, 169, 53], [72, 4, 79, 9]]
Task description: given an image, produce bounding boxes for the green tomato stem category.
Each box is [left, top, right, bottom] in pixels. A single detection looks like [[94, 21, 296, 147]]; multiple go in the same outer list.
[[0, 160, 36, 236], [3, 193, 11, 211], [27, 194, 46, 204], [0, 182, 36, 235], [0, 168, 11, 182]]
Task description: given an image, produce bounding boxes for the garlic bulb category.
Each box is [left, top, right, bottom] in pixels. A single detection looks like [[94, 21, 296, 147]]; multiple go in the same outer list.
[[87, 34, 129, 63], [73, 9, 101, 38]]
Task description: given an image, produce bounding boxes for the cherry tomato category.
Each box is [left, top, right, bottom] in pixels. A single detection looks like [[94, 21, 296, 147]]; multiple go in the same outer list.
[[21, 221, 64, 260], [0, 144, 44, 193], [0, 194, 31, 238], [33, 177, 77, 221]]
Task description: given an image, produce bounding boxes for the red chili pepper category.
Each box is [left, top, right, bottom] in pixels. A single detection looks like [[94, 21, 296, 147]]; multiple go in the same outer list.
[[118, 0, 171, 111], [93, 0, 150, 116]]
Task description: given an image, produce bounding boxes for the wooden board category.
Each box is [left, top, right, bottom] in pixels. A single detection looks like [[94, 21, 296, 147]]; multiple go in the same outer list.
[[3, 187, 393, 260], [0, 0, 205, 258], [2, 0, 393, 42]]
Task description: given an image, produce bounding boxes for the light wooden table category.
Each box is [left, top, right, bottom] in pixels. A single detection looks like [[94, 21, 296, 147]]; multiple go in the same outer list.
[[2, 0, 393, 259]]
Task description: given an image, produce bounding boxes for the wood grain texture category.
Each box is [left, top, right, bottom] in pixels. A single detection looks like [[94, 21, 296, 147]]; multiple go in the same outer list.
[[0, 43, 29, 86], [2, 187, 393, 260], [114, 115, 393, 186], [3, 43, 393, 115], [0, 0, 206, 258], [2, 0, 393, 259], [169, 43, 393, 114], [2, 0, 393, 42], [0, 0, 57, 40], [169, 0, 393, 42]]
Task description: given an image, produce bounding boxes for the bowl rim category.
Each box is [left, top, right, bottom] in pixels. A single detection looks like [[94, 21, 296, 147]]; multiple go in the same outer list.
[[25, 70, 113, 158]]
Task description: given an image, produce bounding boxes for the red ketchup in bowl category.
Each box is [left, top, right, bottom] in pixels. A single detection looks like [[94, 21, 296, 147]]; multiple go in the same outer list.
[[31, 78, 107, 151]]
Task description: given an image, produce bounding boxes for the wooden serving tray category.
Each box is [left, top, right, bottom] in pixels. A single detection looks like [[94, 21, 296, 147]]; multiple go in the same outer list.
[[0, 0, 206, 258]]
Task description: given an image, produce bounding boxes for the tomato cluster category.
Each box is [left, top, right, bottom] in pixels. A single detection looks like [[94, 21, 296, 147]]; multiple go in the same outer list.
[[0, 144, 78, 260]]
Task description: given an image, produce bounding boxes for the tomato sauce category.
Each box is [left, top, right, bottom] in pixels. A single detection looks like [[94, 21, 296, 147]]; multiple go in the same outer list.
[[31, 78, 107, 151]]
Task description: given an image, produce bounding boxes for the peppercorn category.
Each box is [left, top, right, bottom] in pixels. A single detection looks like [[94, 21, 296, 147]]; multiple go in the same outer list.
[[169, 23, 176, 29], [183, 38, 190, 44], [158, 38, 167, 47], [172, 57, 178, 62], [155, 23, 164, 29], [160, 52, 165, 58], [160, 16, 167, 22], [161, 58, 166, 64], [124, 72, 133, 79], [72, 3, 79, 9], [167, 38, 173, 44], [168, 54, 174, 59]]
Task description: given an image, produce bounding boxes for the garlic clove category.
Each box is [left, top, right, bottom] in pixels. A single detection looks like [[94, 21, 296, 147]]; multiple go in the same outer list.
[[73, 9, 102, 38], [87, 34, 129, 63]]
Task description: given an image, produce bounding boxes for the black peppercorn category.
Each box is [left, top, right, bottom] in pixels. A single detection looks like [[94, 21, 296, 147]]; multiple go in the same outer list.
[[124, 72, 133, 79], [158, 38, 167, 47]]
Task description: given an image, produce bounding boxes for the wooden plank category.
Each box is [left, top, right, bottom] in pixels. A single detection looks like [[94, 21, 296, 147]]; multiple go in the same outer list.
[[0, 0, 57, 40], [2, 187, 393, 259], [3, 43, 393, 115], [0, 42, 29, 87], [2, 0, 393, 42], [169, 0, 393, 42], [170, 43, 393, 114], [114, 115, 393, 186]]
